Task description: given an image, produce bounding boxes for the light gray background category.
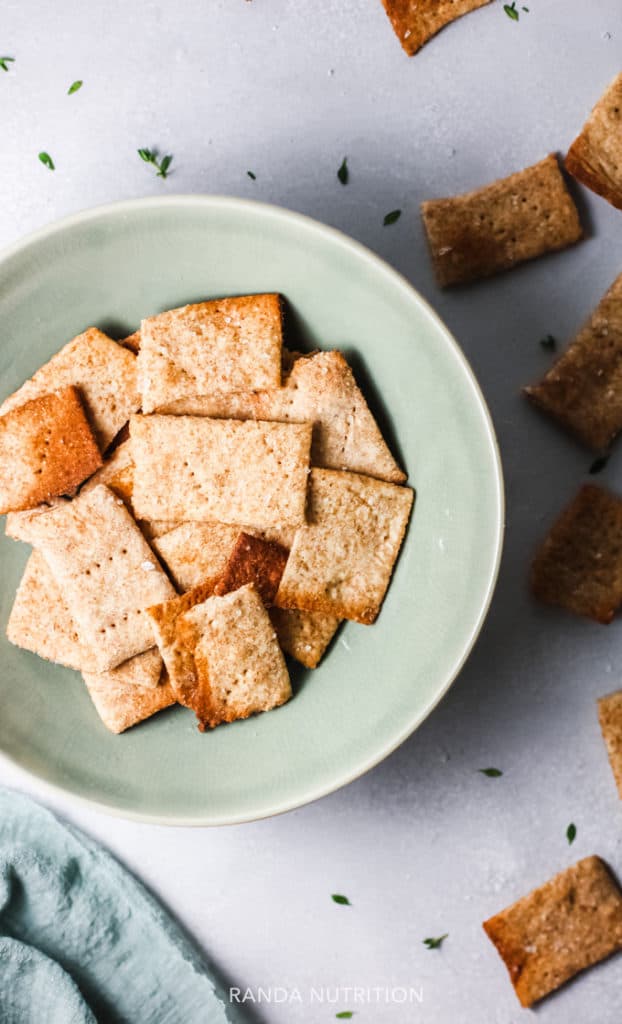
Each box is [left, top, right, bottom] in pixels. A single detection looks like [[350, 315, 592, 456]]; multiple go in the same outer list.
[[2, 2, 622, 1021]]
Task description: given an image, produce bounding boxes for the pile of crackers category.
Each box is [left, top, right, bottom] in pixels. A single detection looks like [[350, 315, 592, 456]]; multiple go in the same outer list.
[[0, 295, 413, 733]]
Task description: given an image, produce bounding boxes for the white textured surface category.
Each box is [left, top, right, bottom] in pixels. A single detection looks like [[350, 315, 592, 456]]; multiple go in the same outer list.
[[2, 2, 622, 1021]]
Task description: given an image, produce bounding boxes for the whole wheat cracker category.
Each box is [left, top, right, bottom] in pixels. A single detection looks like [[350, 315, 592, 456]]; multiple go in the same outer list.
[[0, 328, 140, 451], [121, 330, 141, 354], [524, 273, 622, 450], [82, 670, 176, 734], [5, 498, 70, 543], [380, 0, 492, 57], [483, 856, 622, 1007], [130, 415, 311, 531], [566, 73, 622, 211], [213, 532, 288, 605], [0, 386, 102, 514], [138, 294, 283, 413], [597, 690, 622, 800], [530, 484, 622, 623], [7, 551, 163, 686], [270, 607, 341, 669], [421, 154, 583, 287], [158, 349, 406, 485], [275, 468, 414, 624], [24, 484, 176, 671]]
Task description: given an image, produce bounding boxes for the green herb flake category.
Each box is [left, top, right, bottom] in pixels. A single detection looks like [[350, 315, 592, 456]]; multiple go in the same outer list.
[[566, 823, 577, 845], [38, 151, 55, 171], [589, 455, 609, 475], [68, 80, 83, 95], [137, 148, 173, 179], [0, 56, 15, 72], [331, 893, 351, 906], [423, 934, 448, 950], [504, 2, 519, 20], [247, 170, 256, 180], [479, 767, 503, 777], [336, 1014, 354, 1020], [337, 157, 349, 186], [383, 209, 402, 226], [540, 334, 557, 351]]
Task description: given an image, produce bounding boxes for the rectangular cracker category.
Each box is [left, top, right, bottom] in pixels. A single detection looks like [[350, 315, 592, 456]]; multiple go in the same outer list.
[[483, 856, 622, 1007], [275, 468, 414, 624], [524, 272, 622, 450], [157, 349, 406, 485], [6, 551, 163, 686], [421, 154, 583, 287], [130, 415, 311, 531], [381, 0, 492, 57], [0, 328, 140, 451], [138, 293, 283, 413], [176, 584, 291, 729], [24, 484, 176, 671], [566, 73, 622, 211], [0, 386, 102, 514], [270, 607, 341, 669], [530, 485, 622, 623], [82, 670, 175, 734], [598, 690, 622, 800], [213, 532, 288, 605]]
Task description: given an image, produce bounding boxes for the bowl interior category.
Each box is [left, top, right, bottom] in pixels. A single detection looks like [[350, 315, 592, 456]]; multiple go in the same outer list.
[[0, 197, 503, 824]]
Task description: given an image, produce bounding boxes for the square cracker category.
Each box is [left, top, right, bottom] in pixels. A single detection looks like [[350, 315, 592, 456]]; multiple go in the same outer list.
[[524, 272, 622, 450], [130, 415, 311, 531], [158, 349, 406, 485], [6, 551, 163, 687], [138, 293, 283, 414], [270, 607, 341, 669], [275, 468, 414, 624], [0, 327, 140, 451], [530, 485, 622, 624], [566, 73, 622, 211], [598, 690, 622, 800], [24, 484, 176, 672], [0, 386, 102, 514], [82, 670, 176, 734], [380, 0, 492, 57], [421, 154, 583, 288], [176, 584, 291, 729], [483, 856, 622, 1007]]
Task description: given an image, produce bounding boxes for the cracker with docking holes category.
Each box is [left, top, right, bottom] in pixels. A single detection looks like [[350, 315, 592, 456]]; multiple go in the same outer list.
[[566, 73, 622, 211]]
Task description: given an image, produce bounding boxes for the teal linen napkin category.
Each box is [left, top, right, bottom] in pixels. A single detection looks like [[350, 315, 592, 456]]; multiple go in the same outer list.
[[0, 789, 240, 1024]]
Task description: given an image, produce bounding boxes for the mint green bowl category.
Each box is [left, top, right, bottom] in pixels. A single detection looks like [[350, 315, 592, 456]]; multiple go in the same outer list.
[[0, 197, 504, 824]]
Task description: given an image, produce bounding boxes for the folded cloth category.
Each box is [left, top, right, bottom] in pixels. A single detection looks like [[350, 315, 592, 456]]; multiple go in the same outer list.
[[0, 789, 237, 1024]]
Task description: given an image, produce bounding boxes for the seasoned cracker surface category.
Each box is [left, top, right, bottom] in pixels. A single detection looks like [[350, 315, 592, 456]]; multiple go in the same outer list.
[[421, 154, 582, 287], [275, 468, 413, 624], [138, 293, 283, 413], [24, 484, 175, 671], [566, 73, 622, 211], [483, 856, 622, 1007], [131, 415, 311, 530], [0, 328, 140, 450], [214, 532, 288, 606], [380, 0, 492, 57], [0, 386, 102, 514], [152, 521, 241, 591], [598, 690, 622, 800], [270, 607, 341, 669]]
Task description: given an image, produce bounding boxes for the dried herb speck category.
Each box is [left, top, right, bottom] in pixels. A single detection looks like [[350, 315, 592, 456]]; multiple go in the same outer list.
[[337, 157, 349, 185], [38, 152, 55, 171], [331, 893, 351, 906], [423, 934, 448, 950], [479, 767, 503, 777], [567, 823, 577, 845], [383, 210, 402, 226]]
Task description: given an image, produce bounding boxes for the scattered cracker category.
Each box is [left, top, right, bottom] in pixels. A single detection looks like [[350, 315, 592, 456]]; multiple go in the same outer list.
[[159, 349, 406, 485], [524, 273, 622, 450], [82, 669, 175, 734], [0, 386, 102, 514], [138, 294, 283, 413], [7, 551, 162, 686], [380, 0, 492, 57], [275, 468, 413, 624], [421, 154, 583, 287], [270, 607, 341, 669], [566, 73, 622, 211], [24, 484, 175, 671], [176, 584, 291, 729], [530, 484, 622, 623], [483, 856, 622, 1007], [131, 415, 311, 531], [0, 328, 140, 451], [598, 690, 622, 800], [214, 532, 288, 605]]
